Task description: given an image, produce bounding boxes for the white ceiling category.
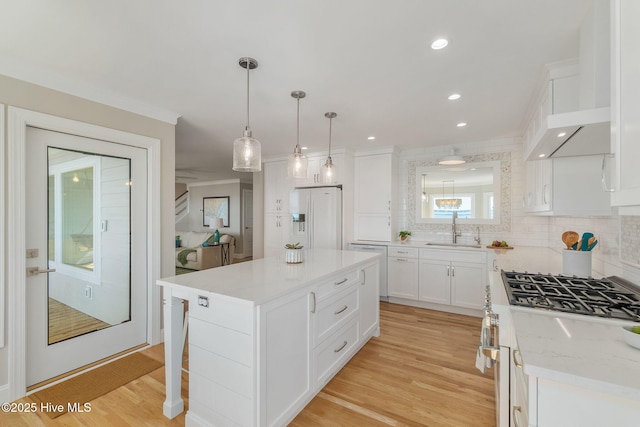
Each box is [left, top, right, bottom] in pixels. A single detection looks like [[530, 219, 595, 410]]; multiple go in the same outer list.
[[0, 0, 592, 182]]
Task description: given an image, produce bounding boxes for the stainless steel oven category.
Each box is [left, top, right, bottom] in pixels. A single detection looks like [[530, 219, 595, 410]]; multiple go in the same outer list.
[[480, 287, 509, 427]]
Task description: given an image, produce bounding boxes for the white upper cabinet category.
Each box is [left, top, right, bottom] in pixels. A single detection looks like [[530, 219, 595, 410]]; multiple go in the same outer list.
[[525, 155, 611, 216], [353, 151, 396, 242], [294, 152, 343, 187], [264, 160, 291, 213], [611, 0, 640, 207]]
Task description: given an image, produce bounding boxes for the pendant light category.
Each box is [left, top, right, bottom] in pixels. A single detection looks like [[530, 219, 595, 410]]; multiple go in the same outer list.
[[232, 57, 261, 172], [321, 112, 337, 184], [287, 91, 308, 178]]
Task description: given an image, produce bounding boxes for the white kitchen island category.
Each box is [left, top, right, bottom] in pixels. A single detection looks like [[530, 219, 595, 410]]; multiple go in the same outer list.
[[157, 249, 381, 427]]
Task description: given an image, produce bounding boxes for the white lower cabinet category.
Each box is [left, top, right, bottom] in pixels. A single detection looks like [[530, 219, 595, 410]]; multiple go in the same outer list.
[[509, 335, 529, 427], [359, 262, 380, 340], [261, 286, 314, 426], [387, 247, 419, 299], [510, 336, 640, 427], [186, 259, 380, 427], [418, 249, 487, 310]]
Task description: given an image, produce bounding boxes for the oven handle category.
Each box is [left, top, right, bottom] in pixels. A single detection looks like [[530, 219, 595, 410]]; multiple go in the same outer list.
[[481, 312, 500, 361]]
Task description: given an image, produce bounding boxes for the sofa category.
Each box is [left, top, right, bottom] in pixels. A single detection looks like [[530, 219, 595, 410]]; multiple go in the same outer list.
[[175, 231, 235, 270]]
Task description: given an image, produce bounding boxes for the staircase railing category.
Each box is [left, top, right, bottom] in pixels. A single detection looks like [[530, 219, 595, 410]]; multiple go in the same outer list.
[[175, 190, 189, 223]]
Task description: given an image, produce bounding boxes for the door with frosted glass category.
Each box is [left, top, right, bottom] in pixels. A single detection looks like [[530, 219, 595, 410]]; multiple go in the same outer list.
[[26, 127, 147, 386]]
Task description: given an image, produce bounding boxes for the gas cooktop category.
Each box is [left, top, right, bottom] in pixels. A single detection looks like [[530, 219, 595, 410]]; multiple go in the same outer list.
[[501, 270, 640, 322]]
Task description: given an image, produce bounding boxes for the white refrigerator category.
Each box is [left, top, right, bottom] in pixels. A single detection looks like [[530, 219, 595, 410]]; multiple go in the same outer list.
[[289, 187, 342, 250]]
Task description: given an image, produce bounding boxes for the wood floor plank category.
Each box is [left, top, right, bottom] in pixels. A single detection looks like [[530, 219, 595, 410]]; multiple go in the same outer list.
[[6, 302, 494, 426]]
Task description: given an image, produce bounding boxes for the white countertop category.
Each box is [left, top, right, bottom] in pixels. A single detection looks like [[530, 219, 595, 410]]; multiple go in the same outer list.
[[490, 246, 640, 402], [157, 249, 380, 306]]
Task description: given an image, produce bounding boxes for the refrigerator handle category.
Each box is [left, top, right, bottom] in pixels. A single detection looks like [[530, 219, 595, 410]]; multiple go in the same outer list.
[[308, 197, 313, 248]]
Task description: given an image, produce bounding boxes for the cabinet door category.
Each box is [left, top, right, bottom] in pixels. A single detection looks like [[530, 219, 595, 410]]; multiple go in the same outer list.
[[264, 160, 289, 213], [612, 0, 640, 206], [294, 153, 344, 187], [264, 213, 290, 258], [450, 262, 485, 310], [359, 262, 379, 339], [418, 259, 450, 304], [260, 286, 313, 426], [524, 160, 551, 212], [387, 257, 418, 300], [354, 214, 391, 242], [355, 154, 392, 212]]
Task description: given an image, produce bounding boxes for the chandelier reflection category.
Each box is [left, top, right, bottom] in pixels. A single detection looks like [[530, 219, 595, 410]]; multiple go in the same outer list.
[[435, 198, 462, 209], [437, 179, 461, 209]]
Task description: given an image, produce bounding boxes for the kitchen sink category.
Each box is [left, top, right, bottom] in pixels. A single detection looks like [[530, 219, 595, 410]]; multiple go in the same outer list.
[[425, 242, 482, 248]]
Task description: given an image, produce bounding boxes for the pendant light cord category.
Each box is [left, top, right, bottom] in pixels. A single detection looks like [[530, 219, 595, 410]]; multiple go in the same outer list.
[[245, 63, 251, 131], [296, 97, 300, 149], [328, 116, 332, 158]]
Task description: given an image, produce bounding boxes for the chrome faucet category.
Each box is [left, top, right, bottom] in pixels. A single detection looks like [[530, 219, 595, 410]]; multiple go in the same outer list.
[[451, 211, 462, 244], [474, 226, 481, 245]]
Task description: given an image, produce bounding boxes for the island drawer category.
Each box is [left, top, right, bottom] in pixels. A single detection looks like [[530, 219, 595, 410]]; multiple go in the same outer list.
[[188, 294, 253, 334], [316, 268, 360, 299], [388, 246, 419, 258], [315, 286, 359, 345], [314, 318, 359, 386]]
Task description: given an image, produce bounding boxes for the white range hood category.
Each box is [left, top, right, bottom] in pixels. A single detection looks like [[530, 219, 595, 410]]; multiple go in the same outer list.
[[525, 0, 611, 160]]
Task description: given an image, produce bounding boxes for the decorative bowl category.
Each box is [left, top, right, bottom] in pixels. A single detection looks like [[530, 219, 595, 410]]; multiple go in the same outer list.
[[622, 326, 640, 350]]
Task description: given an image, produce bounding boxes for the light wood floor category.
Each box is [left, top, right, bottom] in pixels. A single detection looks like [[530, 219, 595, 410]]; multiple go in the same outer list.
[[6, 302, 494, 426]]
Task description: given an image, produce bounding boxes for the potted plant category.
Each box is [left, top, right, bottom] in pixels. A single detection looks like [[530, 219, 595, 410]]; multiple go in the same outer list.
[[399, 230, 412, 242], [284, 242, 304, 264]]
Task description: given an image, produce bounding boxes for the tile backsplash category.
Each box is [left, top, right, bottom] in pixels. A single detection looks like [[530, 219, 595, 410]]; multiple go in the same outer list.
[[395, 137, 640, 281]]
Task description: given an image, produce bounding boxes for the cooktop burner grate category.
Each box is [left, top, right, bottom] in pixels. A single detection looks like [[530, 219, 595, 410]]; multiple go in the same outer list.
[[501, 271, 640, 321]]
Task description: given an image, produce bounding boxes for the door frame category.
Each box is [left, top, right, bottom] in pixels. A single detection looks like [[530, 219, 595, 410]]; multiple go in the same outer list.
[[6, 107, 162, 401]]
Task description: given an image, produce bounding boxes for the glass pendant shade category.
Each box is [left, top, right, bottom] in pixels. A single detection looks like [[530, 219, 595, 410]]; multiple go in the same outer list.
[[321, 157, 334, 184], [287, 147, 308, 179], [321, 112, 337, 184], [233, 129, 261, 172], [232, 57, 261, 172], [287, 90, 308, 178]]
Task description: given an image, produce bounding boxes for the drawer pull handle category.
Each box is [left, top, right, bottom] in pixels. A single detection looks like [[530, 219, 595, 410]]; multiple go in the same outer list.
[[334, 340, 348, 353], [335, 278, 348, 286], [512, 405, 522, 427], [334, 305, 348, 315], [513, 349, 523, 369], [311, 292, 316, 314], [397, 251, 408, 254]]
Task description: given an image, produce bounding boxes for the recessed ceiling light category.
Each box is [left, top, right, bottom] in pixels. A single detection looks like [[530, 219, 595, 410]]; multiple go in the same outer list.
[[557, 132, 566, 138], [367, 136, 376, 140], [538, 154, 546, 158], [448, 93, 461, 100], [431, 38, 449, 50], [456, 122, 467, 127]]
